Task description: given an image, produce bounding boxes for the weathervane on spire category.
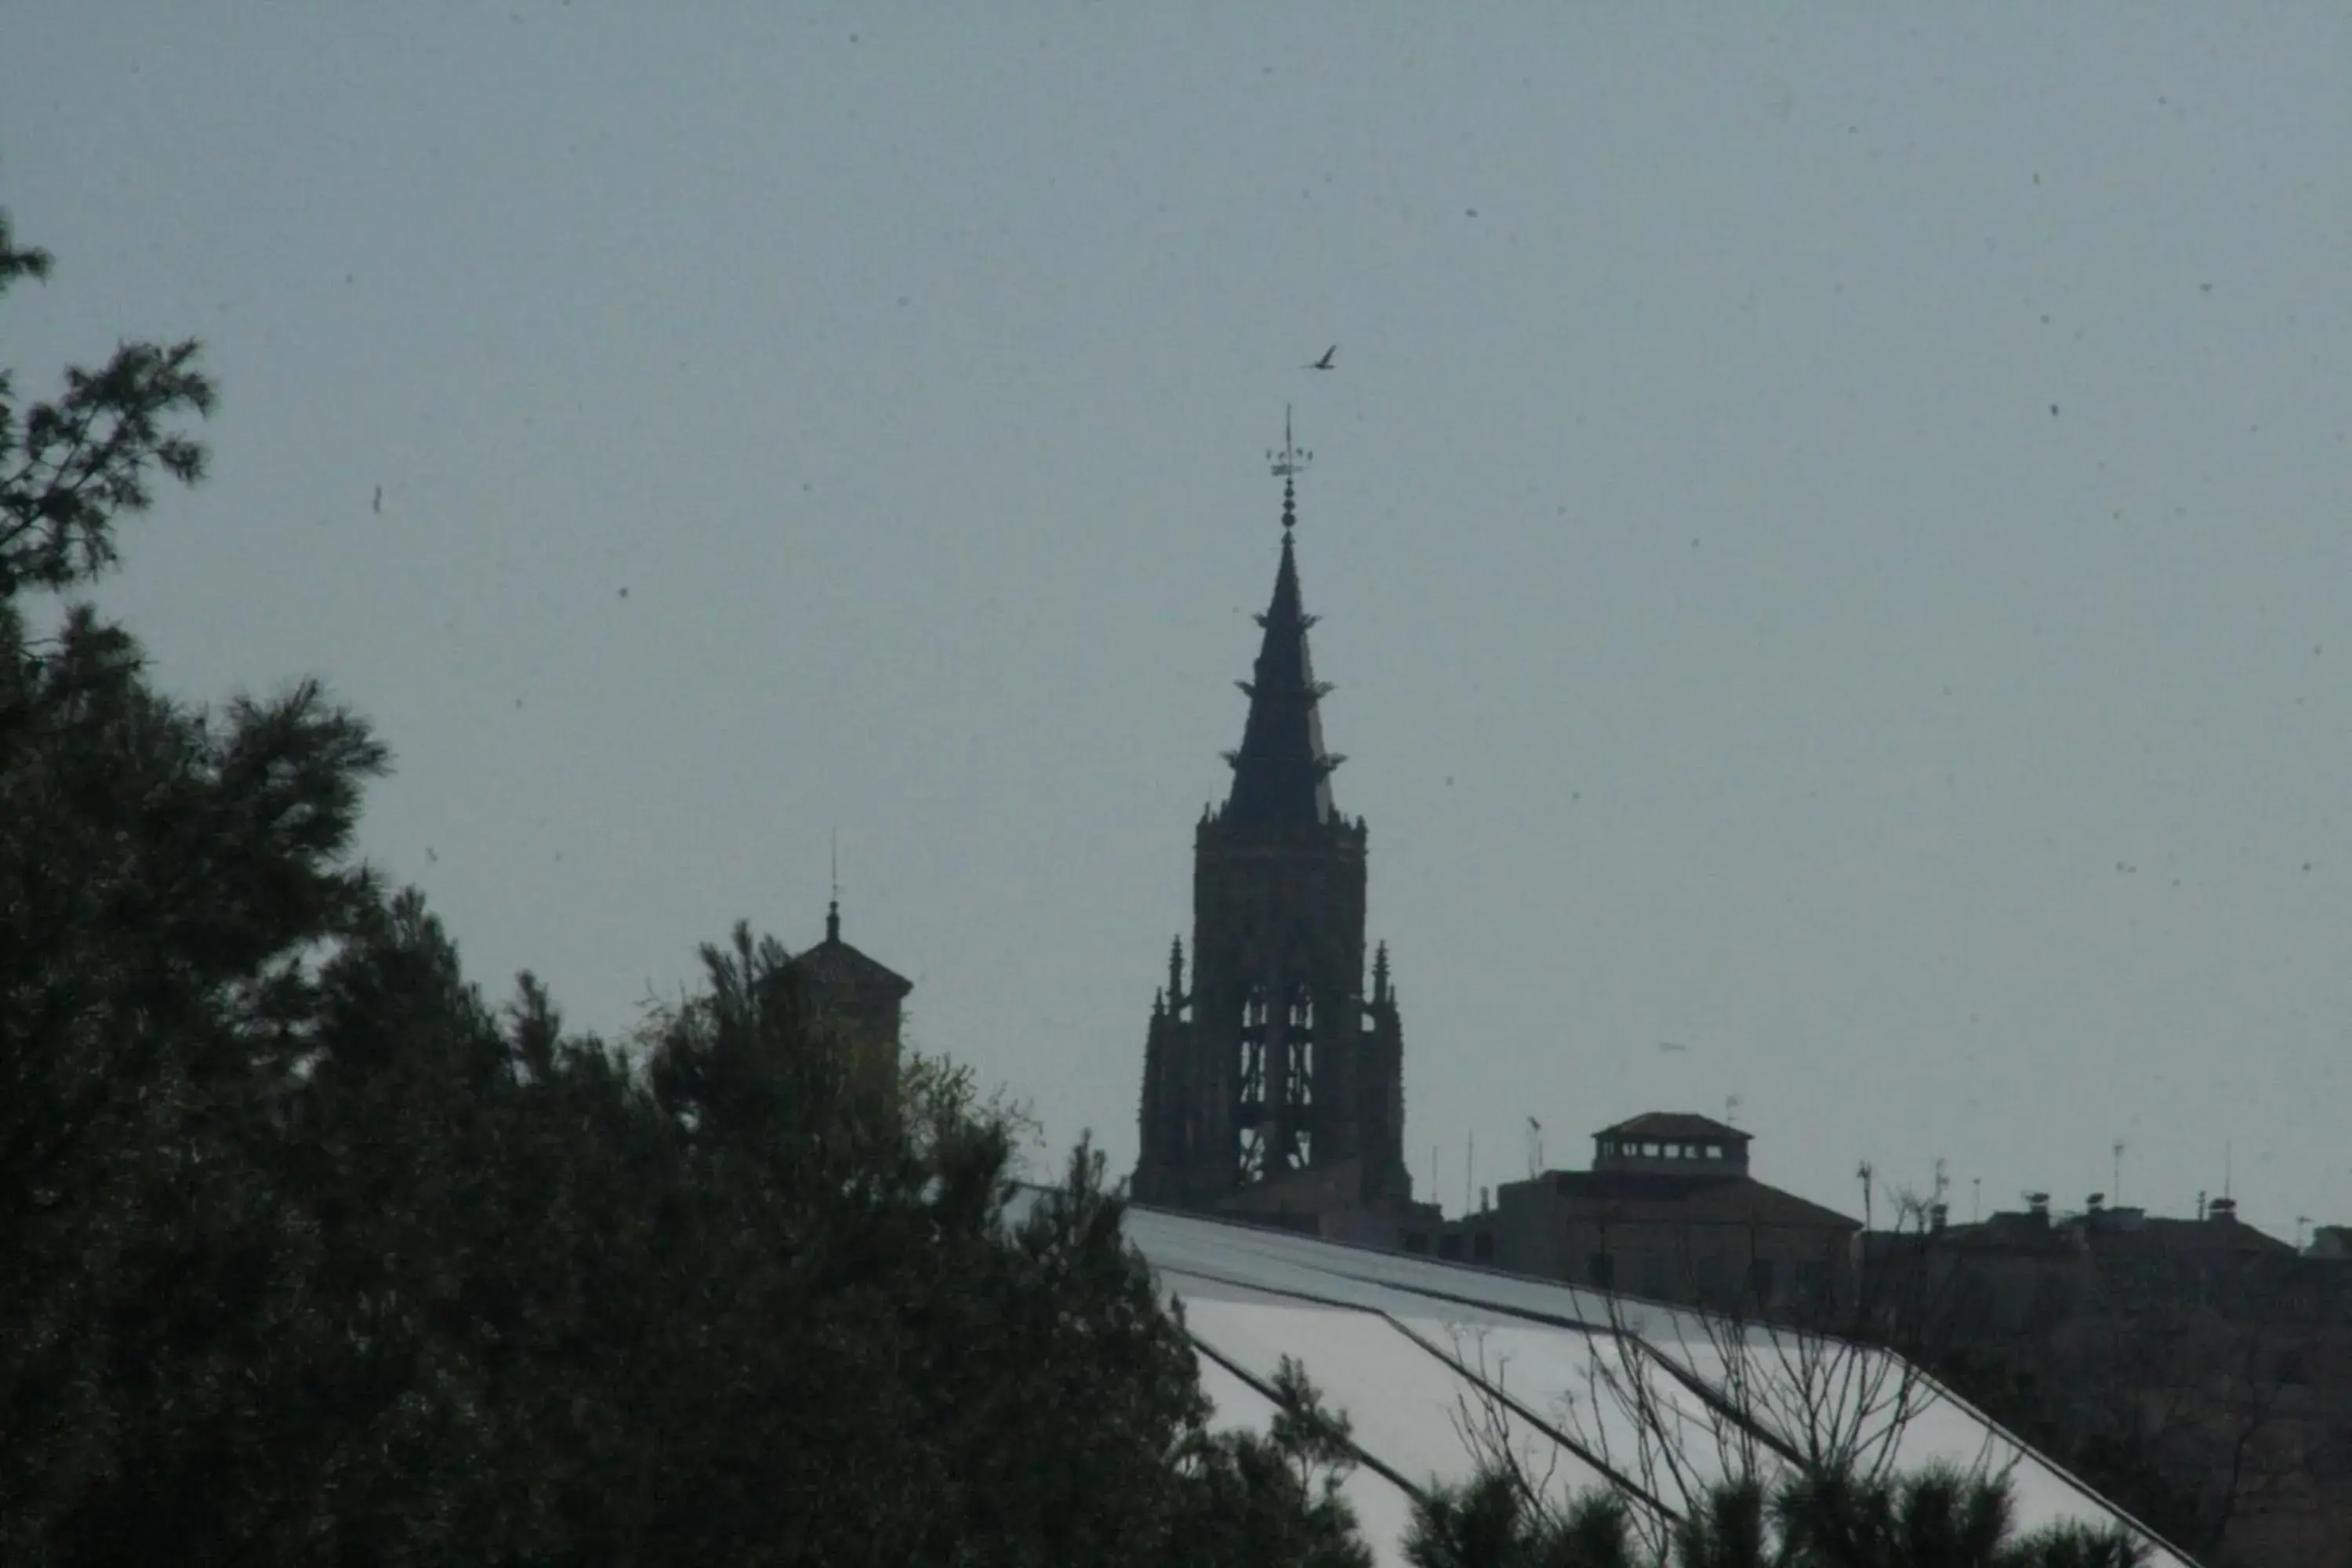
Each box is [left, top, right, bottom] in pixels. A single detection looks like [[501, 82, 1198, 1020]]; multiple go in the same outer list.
[[1267, 405, 1313, 533], [826, 826, 841, 943]]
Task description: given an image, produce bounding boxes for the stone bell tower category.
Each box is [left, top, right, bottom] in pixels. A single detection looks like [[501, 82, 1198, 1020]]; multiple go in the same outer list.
[[1133, 416, 1412, 1228]]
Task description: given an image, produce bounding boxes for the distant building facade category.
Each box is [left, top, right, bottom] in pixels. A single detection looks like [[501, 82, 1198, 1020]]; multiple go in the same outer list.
[[1412, 1114, 1859, 1318], [1131, 434, 1422, 1238], [1864, 1191, 2332, 1339], [1862, 1194, 2352, 1564]]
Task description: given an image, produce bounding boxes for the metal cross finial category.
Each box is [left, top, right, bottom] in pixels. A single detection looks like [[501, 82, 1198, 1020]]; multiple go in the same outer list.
[[827, 827, 841, 942], [1267, 405, 1312, 532]]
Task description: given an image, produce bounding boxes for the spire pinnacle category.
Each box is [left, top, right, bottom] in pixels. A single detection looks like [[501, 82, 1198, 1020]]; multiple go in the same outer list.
[[1224, 429, 1343, 827], [826, 827, 843, 942], [1267, 405, 1312, 534]]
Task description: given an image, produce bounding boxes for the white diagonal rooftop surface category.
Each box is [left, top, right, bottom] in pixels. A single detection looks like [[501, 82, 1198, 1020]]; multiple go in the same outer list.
[[1120, 1203, 2197, 1568]]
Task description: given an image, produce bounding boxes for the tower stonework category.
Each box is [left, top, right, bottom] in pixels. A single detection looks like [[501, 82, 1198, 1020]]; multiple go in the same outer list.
[[1134, 441, 1416, 1233], [786, 900, 911, 1102]]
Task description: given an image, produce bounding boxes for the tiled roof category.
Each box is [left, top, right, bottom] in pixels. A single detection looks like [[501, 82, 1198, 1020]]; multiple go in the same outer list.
[[2083, 1216, 2296, 1256], [786, 937, 911, 996], [1547, 1170, 1857, 1231], [1596, 1112, 1750, 1143], [1931, 1213, 2297, 1257]]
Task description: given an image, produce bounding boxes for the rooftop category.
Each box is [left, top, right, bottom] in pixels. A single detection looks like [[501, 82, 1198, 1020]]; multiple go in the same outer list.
[[1597, 1112, 1750, 1143], [1590, 1112, 1754, 1178], [784, 902, 913, 996], [1540, 1169, 1858, 1231], [1875, 1207, 2299, 1258], [1096, 1198, 2185, 1566]]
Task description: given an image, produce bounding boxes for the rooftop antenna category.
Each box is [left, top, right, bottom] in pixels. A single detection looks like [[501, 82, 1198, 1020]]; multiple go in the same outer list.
[[1266, 405, 1313, 533]]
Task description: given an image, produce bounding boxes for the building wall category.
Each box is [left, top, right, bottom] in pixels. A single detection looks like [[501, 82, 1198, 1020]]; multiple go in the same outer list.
[[794, 978, 906, 1103], [1190, 814, 1372, 1190], [1855, 1210, 2352, 1566], [1491, 1178, 1853, 1318], [1495, 1181, 1570, 1277], [1560, 1217, 1851, 1316], [1215, 1156, 1367, 1226], [1137, 808, 1410, 1216]]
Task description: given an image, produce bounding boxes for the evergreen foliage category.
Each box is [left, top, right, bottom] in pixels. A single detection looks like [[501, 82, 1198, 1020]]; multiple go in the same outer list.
[[0, 192, 2166, 1568], [1403, 1464, 2152, 1568], [0, 200, 1370, 1567], [1164, 1356, 1377, 1568]]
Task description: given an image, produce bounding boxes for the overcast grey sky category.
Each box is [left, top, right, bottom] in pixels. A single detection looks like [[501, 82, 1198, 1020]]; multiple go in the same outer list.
[[8, 5, 2350, 1233]]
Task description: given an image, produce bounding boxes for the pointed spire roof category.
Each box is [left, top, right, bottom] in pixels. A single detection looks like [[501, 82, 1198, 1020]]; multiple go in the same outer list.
[[786, 899, 911, 996], [1224, 487, 1343, 828]]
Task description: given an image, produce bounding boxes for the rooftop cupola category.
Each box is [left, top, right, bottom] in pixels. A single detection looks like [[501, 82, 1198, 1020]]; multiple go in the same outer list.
[[1592, 1113, 1752, 1177]]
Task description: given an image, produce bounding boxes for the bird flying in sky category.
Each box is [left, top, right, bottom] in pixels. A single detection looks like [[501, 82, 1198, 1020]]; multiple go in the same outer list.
[[1308, 345, 1337, 370]]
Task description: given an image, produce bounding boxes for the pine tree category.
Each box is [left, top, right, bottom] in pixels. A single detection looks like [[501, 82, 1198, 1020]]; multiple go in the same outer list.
[[2, 192, 1373, 1568]]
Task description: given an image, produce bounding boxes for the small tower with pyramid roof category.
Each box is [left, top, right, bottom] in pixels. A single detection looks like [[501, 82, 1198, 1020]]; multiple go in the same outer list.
[[786, 897, 913, 1095], [1134, 416, 1414, 1229]]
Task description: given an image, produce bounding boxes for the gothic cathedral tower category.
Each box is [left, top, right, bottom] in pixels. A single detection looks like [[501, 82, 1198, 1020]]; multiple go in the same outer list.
[[1133, 421, 1413, 1224]]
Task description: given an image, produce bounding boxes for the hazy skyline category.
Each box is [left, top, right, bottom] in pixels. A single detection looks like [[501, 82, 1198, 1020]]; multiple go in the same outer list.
[[7, 6, 2350, 1232]]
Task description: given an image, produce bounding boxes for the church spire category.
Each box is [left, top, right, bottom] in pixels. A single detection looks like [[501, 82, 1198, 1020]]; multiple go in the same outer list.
[[1224, 411, 1342, 827], [1134, 416, 1412, 1214]]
